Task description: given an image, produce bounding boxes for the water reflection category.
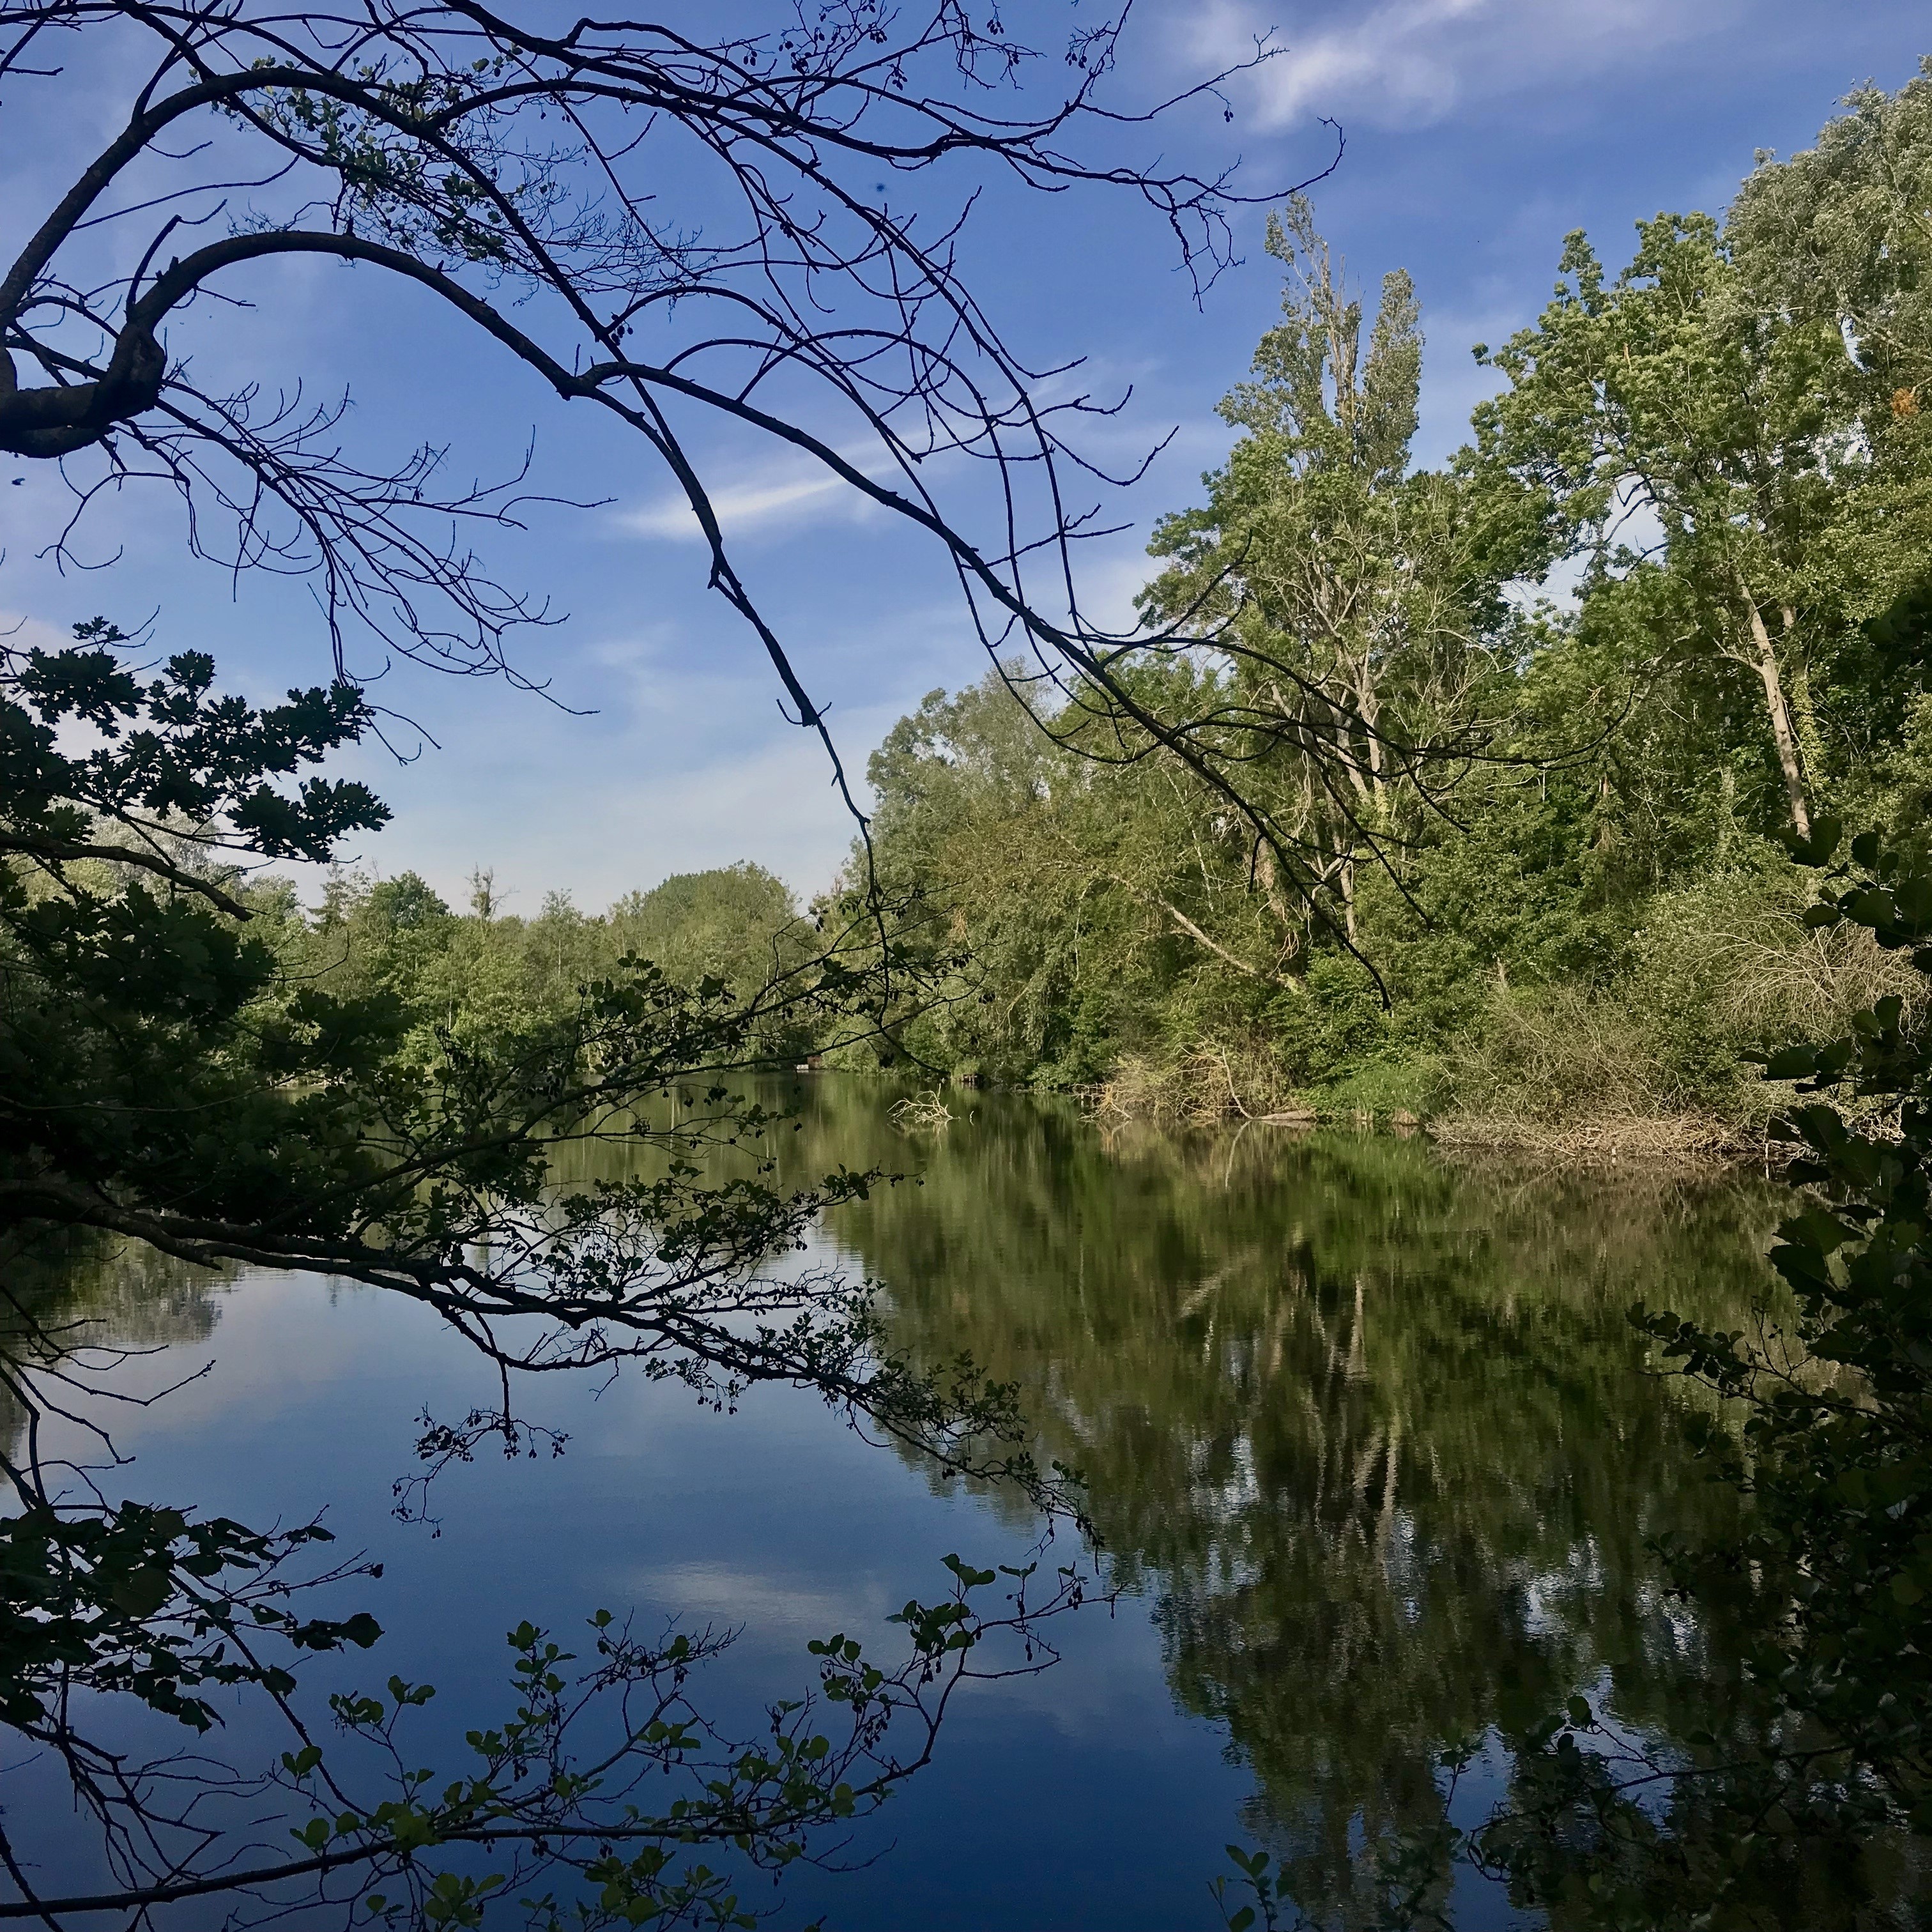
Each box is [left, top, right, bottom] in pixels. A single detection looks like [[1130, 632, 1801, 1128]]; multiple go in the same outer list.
[[1, 1234, 226, 1452], [10, 1089, 1810, 1927], [770, 1085, 1788, 1921]]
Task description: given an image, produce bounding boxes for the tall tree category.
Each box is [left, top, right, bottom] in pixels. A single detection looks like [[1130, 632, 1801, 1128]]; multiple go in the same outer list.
[[1140, 197, 1494, 946], [1470, 212, 1856, 839], [1726, 59, 1932, 765], [1728, 57, 1932, 418]]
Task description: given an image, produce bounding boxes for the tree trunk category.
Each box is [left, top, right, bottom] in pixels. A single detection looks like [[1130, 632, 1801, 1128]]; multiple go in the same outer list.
[[1783, 605, 1830, 792], [1741, 588, 1811, 838], [1254, 838, 1297, 931]]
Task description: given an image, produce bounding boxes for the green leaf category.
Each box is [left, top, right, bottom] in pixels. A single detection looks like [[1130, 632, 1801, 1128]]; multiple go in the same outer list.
[[1782, 815, 1843, 866]]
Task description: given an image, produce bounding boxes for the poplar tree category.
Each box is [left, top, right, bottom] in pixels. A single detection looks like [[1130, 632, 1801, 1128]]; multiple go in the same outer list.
[[1141, 198, 1494, 947]]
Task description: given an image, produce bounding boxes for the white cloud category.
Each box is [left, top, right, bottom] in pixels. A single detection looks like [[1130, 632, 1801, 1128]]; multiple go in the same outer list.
[[1187, 0, 1741, 132], [617, 445, 900, 544], [620, 468, 851, 542], [0, 610, 75, 654], [1070, 544, 1162, 638]]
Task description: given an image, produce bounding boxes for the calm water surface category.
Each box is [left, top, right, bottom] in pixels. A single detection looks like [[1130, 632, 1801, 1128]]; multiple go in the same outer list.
[[14, 1084, 1791, 1929]]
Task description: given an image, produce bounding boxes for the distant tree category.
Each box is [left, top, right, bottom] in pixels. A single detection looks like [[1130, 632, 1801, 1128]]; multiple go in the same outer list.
[[859, 670, 1144, 1083], [610, 863, 802, 997]]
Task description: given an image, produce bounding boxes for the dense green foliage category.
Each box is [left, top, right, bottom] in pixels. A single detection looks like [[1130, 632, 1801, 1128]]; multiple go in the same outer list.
[[841, 78, 1932, 1910], [857, 66, 1932, 1146], [306, 857, 818, 1068], [17, 54, 1932, 1932]]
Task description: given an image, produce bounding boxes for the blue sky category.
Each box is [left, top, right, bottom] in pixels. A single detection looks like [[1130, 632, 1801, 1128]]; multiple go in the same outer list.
[[4, 1, 1928, 916]]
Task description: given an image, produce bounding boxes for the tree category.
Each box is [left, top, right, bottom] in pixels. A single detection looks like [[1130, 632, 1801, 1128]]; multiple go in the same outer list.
[[1728, 58, 1932, 419], [852, 205, 1509, 1114], [1470, 211, 1859, 840], [0, 620, 1085, 1924], [850, 77, 1932, 1134], [1141, 196, 1496, 948], [1726, 61, 1932, 778], [610, 866, 808, 1009], [0, 0, 1356, 878]]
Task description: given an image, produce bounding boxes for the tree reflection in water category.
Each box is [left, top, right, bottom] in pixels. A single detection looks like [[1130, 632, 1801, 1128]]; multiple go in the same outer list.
[[0, 1235, 227, 1459], [22, 1092, 1880, 1926], [768, 1082, 1812, 1924]]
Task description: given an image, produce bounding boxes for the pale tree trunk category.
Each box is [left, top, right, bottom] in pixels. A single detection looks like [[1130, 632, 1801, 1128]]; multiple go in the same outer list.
[[1254, 837, 1296, 930], [1740, 586, 1811, 838], [1356, 670, 1388, 824], [1782, 604, 1830, 792]]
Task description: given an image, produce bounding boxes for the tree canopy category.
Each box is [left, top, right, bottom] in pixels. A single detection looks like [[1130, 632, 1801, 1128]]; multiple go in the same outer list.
[[855, 65, 1932, 1151]]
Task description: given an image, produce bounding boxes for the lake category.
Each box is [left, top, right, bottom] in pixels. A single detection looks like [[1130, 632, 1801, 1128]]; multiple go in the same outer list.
[[8, 1082, 1796, 1929]]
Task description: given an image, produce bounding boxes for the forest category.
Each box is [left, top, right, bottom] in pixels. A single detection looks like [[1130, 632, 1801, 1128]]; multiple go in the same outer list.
[[275, 66, 1932, 1159], [835, 65, 1932, 1153]]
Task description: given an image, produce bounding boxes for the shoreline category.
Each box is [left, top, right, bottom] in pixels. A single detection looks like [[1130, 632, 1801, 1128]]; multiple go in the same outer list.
[[835, 1067, 1796, 1169], [1061, 1081, 1783, 1167], [1420, 1111, 1783, 1168]]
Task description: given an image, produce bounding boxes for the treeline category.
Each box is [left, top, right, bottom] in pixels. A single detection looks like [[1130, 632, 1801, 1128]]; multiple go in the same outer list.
[[850, 65, 1932, 1148], [253, 859, 820, 1062]]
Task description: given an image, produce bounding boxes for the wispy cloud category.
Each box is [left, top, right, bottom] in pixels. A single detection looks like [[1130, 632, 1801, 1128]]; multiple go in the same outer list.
[[619, 470, 847, 543], [0, 610, 75, 653], [616, 445, 899, 544], [1188, 0, 1741, 132]]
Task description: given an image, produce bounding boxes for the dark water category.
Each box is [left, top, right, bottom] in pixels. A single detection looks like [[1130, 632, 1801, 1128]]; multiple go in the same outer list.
[[10, 1084, 1797, 1929]]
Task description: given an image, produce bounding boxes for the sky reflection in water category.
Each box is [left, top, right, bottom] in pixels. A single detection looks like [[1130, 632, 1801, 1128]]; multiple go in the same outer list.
[[16, 1088, 1788, 1929]]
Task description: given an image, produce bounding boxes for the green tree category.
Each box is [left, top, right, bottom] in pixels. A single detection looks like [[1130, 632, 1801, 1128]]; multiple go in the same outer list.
[[1471, 209, 1863, 839], [1728, 59, 1932, 419], [0, 622, 1079, 1926], [611, 865, 811, 1032], [1142, 196, 1498, 946], [861, 671, 1180, 1085], [859, 206, 1512, 1112]]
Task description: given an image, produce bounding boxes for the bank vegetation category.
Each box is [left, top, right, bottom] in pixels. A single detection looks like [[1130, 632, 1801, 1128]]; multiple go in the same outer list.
[[829, 68, 1932, 1157]]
